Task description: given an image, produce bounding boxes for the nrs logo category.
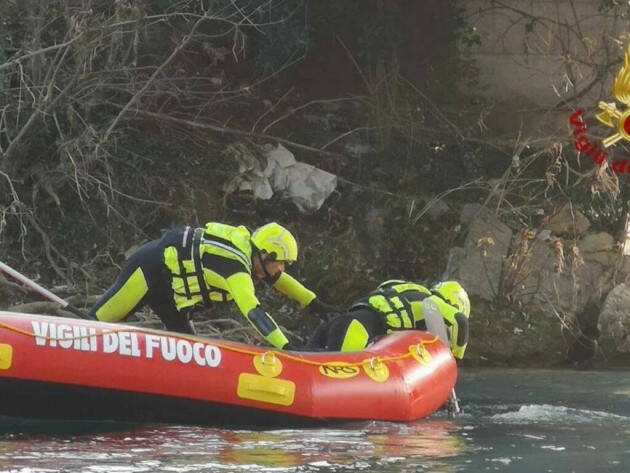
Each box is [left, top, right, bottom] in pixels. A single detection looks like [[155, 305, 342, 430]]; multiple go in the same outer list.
[[318, 363, 360, 379]]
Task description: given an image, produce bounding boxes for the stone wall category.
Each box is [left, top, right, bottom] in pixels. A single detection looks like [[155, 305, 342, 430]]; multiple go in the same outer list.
[[465, 0, 627, 137], [446, 203, 630, 364]]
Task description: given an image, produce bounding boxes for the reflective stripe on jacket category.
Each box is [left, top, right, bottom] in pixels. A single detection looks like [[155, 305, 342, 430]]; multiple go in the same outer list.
[[163, 223, 256, 312], [162, 222, 317, 349], [351, 281, 469, 359], [351, 282, 431, 330]]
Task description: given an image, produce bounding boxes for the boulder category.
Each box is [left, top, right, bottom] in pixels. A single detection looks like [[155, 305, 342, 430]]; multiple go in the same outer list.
[[424, 199, 450, 220], [460, 203, 489, 225], [445, 205, 615, 321], [542, 203, 590, 236], [598, 283, 630, 353], [445, 205, 512, 301], [578, 232, 614, 253], [515, 237, 611, 314]]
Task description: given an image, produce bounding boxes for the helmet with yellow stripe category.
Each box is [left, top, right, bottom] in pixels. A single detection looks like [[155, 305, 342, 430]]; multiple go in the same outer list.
[[431, 281, 470, 318], [251, 222, 298, 263]]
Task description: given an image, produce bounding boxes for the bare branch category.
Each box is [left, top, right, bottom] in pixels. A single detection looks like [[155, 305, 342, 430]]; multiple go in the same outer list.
[[123, 108, 345, 158], [2, 73, 79, 168], [102, 14, 210, 143], [0, 34, 84, 73]]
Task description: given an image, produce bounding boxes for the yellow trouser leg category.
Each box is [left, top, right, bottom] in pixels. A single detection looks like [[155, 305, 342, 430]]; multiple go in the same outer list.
[[340, 319, 370, 352], [95, 267, 149, 322]]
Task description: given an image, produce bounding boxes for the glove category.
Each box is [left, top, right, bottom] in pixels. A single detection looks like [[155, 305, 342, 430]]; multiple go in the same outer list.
[[307, 297, 344, 322]]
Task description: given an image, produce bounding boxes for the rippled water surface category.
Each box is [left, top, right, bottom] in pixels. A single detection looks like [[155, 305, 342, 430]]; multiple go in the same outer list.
[[1, 369, 629, 472]]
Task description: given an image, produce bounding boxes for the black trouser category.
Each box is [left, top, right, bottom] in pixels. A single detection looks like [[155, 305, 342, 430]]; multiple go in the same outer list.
[[88, 228, 196, 334], [306, 308, 386, 351]]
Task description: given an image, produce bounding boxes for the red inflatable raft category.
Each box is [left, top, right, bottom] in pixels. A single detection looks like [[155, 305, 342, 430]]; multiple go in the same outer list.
[[0, 311, 457, 427]]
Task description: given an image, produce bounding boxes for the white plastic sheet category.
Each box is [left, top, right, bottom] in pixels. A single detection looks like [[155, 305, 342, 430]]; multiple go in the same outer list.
[[226, 143, 337, 213]]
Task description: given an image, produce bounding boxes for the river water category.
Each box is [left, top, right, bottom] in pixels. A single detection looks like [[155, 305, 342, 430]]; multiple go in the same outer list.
[[1, 369, 628, 473]]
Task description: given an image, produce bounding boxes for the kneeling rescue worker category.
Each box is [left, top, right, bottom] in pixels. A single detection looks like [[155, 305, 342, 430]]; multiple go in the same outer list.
[[306, 280, 470, 359], [89, 222, 339, 349]]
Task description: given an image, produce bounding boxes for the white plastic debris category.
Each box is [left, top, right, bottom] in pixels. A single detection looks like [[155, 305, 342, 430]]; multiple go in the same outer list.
[[225, 143, 273, 200], [225, 143, 337, 213]]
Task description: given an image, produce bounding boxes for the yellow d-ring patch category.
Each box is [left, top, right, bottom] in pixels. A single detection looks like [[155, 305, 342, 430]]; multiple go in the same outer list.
[[253, 351, 283, 378], [0, 343, 13, 370], [363, 358, 389, 382], [318, 362, 360, 379], [409, 343, 432, 365]]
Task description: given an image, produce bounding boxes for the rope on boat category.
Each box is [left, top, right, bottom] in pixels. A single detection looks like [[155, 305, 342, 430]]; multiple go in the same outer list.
[[0, 320, 440, 368]]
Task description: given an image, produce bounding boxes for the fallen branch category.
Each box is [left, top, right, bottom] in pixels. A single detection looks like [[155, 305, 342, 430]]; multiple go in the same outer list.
[[0, 273, 28, 294], [9, 300, 80, 319], [123, 108, 345, 158]]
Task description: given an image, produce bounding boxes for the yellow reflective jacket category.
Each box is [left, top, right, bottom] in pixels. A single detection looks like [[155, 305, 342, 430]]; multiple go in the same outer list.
[[162, 223, 316, 348], [352, 281, 469, 359]]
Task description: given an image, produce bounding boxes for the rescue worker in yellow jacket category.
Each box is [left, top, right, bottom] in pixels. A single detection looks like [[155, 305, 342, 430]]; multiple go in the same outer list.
[[89, 222, 338, 349], [306, 280, 470, 359]]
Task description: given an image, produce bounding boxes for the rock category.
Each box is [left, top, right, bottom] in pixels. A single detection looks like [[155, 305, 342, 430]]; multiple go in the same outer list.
[[578, 232, 614, 253], [442, 247, 467, 281], [512, 239, 554, 303], [598, 283, 630, 353], [425, 199, 450, 220], [506, 235, 612, 316], [617, 256, 630, 281], [448, 205, 512, 300], [542, 203, 590, 236], [582, 251, 614, 267], [460, 203, 490, 225], [447, 206, 613, 321]]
